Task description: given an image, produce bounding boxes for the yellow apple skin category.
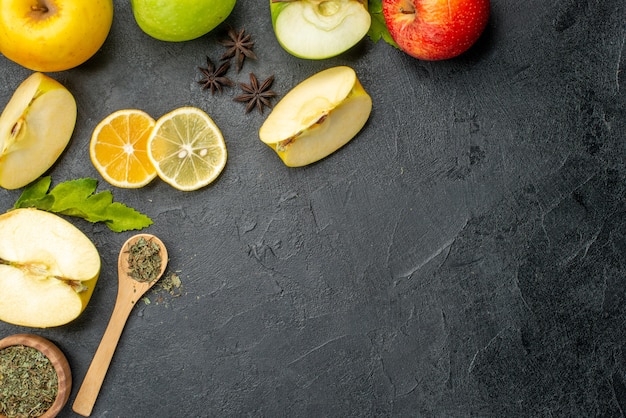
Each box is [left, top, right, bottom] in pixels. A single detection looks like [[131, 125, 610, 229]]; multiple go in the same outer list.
[[0, 72, 77, 190], [0, 208, 101, 328], [259, 66, 372, 167], [0, 0, 114, 72]]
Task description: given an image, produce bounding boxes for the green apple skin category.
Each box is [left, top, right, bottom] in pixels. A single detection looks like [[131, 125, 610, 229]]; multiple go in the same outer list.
[[0, 72, 77, 190], [270, 0, 371, 59], [131, 0, 236, 42]]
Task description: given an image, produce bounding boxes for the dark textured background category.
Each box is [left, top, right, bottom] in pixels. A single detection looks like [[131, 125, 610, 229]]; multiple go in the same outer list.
[[0, 0, 625, 416]]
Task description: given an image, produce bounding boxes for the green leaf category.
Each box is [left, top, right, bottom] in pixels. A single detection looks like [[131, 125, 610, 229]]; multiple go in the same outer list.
[[13, 177, 54, 210], [102, 202, 153, 233], [367, 0, 400, 49], [13, 176, 153, 232]]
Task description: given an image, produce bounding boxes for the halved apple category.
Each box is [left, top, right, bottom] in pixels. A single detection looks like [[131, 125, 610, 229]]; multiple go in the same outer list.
[[0, 72, 77, 190], [270, 0, 371, 59], [259, 66, 372, 167], [0, 208, 101, 328]]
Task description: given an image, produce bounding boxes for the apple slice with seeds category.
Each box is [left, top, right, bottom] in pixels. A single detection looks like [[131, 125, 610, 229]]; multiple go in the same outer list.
[[0, 72, 76, 190], [0, 208, 101, 328], [259, 66, 372, 167]]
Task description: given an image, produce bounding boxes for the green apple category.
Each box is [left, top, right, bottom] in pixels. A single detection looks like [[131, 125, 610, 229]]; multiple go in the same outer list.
[[0, 72, 77, 190], [259, 66, 372, 167], [0, 208, 101, 328], [270, 0, 371, 59], [130, 0, 237, 42], [0, 0, 113, 72]]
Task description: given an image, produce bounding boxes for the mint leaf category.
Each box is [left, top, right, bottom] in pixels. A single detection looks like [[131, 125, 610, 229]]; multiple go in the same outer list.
[[13, 176, 153, 232], [102, 202, 152, 233], [13, 176, 54, 210], [367, 0, 399, 48]]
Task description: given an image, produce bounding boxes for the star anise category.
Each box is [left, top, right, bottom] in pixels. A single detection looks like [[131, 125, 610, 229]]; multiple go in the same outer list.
[[197, 56, 234, 95], [219, 27, 257, 73], [234, 73, 277, 114]]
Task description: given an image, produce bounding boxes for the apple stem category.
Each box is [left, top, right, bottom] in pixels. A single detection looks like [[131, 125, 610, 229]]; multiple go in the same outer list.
[[31, 5, 48, 13], [398, 0, 416, 14]]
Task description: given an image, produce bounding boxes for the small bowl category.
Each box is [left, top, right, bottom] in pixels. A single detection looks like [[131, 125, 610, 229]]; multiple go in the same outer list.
[[0, 334, 72, 418]]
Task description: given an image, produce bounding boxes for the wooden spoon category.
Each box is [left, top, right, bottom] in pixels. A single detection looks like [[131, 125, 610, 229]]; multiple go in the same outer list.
[[72, 234, 168, 417]]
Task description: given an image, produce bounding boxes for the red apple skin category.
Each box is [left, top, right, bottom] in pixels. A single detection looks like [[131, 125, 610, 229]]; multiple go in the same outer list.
[[382, 0, 490, 60]]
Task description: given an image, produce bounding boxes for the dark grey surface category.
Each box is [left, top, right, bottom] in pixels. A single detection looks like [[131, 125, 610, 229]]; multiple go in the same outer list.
[[1, 0, 625, 416]]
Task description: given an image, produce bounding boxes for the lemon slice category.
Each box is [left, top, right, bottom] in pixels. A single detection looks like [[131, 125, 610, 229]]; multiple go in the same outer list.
[[147, 107, 227, 191], [90, 109, 157, 188]]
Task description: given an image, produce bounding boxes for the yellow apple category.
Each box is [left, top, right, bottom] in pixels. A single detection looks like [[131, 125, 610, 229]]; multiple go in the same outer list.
[[0, 72, 77, 190], [259, 66, 372, 167], [0, 0, 114, 72], [0, 208, 101, 328]]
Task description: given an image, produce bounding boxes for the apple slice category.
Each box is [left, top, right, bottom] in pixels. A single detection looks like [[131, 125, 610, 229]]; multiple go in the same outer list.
[[0, 72, 77, 190], [259, 66, 372, 167], [0, 208, 101, 328], [270, 0, 371, 59]]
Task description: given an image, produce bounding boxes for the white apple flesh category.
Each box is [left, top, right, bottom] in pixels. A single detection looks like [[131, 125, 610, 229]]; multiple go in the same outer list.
[[271, 0, 371, 59], [0, 208, 101, 328], [259, 66, 372, 167], [0, 72, 77, 190]]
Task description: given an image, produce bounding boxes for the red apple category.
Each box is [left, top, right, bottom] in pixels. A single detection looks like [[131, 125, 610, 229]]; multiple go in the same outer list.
[[382, 0, 490, 60]]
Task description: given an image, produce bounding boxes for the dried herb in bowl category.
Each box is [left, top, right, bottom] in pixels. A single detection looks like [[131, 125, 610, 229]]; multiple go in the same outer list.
[[0, 345, 58, 418]]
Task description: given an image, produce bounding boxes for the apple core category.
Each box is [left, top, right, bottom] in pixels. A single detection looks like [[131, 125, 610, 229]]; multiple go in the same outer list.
[[318, 1, 340, 16]]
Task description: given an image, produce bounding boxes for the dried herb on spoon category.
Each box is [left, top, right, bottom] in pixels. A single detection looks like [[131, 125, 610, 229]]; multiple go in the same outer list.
[[127, 237, 162, 283]]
